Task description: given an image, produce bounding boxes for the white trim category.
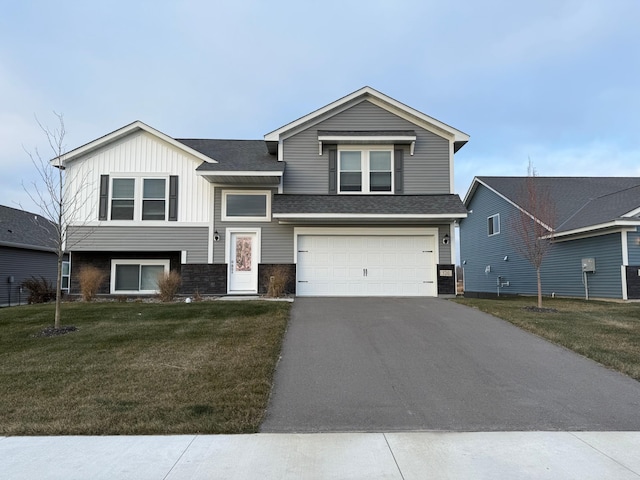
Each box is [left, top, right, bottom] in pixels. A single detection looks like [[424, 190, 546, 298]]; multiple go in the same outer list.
[[181, 250, 188, 264], [622, 230, 629, 266], [109, 174, 170, 222], [623, 206, 640, 218], [225, 228, 261, 294], [110, 259, 170, 294], [449, 140, 455, 193], [196, 171, 282, 177], [208, 186, 215, 264], [622, 265, 628, 301], [293, 226, 439, 264], [318, 134, 417, 143], [549, 221, 640, 240], [61, 259, 71, 292], [488, 214, 500, 236], [54, 121, 215, 166], [70, 221, 209, 228], [264, 87, 469, 146], [221, 190, 272, 222], [551, 227, 637, 243], [274, 213, 468, 220]]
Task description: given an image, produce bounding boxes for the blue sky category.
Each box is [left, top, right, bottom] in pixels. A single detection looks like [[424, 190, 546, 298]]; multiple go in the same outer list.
[[1, 0, 639, 214]]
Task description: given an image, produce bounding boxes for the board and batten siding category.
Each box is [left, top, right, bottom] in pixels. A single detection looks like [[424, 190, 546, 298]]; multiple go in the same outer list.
[[213, 188, 294, 264], [64, 130, 211, 224], [460, 184, 625, 298], [282, 100, 452, 195], [68, 226, 209, 263]]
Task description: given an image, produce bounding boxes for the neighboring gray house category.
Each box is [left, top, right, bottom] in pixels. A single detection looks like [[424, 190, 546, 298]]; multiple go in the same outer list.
[[0, 205, 67, 306], [460, 177, 640, 300], [59, 87, 469, 297]]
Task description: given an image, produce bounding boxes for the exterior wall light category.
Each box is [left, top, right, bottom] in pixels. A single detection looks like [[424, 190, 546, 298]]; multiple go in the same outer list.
[[443, 234, 450, 245], [213, 230, 220, 242]]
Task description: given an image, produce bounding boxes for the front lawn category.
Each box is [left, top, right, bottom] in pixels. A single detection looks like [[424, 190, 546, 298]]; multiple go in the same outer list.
[[0, 301, 290, 435], [453, 297, 640, 382]]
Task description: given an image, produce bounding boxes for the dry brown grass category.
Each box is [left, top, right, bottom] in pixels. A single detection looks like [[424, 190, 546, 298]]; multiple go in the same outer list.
[[157, 270, 182, 302], [78, 266, 106, 301], [453, 297, 640, 381]]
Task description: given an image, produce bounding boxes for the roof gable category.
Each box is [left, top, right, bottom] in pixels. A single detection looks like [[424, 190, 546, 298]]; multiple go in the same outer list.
[[466, 176, 640, 236], [54, 121, 216, 167], [264, 86, 469, 152]]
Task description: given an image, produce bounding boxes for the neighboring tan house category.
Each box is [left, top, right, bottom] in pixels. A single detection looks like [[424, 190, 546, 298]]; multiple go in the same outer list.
[[58, 87, 469, 297], [0, 205, 68, 306], [460, 176, 640, 300]]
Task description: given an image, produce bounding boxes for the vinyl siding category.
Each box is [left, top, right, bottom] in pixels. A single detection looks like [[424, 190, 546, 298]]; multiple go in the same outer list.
[[460, 184, 625, 298], [628, 229, 640, 265], [64, 130, 211, 224], [213, 188, 294, 264], [68, 226, 209, 263], [0, 246, 58, 305], [282, 100, 451, 195]]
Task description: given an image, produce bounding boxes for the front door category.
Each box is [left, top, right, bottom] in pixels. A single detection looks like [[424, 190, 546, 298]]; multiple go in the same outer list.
[[229, 232, 258, 293]]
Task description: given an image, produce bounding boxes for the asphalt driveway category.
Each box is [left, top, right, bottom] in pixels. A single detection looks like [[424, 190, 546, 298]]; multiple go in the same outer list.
[[261, 297, 640, 432]]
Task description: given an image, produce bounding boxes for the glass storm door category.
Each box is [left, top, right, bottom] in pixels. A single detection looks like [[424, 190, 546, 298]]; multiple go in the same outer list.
[[229, 232, 258, 293]]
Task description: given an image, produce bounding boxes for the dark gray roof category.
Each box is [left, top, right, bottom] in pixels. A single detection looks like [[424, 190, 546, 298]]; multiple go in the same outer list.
[[0, 205, 58, 252], [273, 194, 467, 215], [476, 177, 640, 233], [177, 139, 283, 172]]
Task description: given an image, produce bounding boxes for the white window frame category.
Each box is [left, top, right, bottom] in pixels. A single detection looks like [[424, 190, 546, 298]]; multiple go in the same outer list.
[[109, 175, 170, 222], [110, 259, 170, 294], [61, 260, 71, 291], [221, 190, 271, 222], [488, 214, 500, 236], [337, 146, 394, 194]]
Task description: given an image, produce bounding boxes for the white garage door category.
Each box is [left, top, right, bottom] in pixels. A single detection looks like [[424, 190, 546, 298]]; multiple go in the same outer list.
[[296, 235, 436, 296]]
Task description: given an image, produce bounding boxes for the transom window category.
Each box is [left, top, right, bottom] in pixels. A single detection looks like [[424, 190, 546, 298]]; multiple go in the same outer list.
[[488, 214, 500, 236], [222, 191, 271, 222], [338, 147, 393, 194], [110, 259, 170, 293], [111, 177, 168, 221]]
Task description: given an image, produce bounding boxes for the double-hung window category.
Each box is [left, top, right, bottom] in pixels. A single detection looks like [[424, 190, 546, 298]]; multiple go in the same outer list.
[[110, 177, 168, 221], [338, 147, 393, 193]]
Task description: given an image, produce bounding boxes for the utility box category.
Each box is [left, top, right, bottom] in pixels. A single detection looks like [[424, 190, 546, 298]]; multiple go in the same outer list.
[[582, 258, 596, 273]]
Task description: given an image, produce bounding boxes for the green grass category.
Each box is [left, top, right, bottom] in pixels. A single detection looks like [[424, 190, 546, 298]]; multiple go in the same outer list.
[[0, 301, 290, 435], [453, 297, 640, 382]]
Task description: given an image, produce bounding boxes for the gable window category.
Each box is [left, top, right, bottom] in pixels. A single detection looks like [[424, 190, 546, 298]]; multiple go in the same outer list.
[[111, 259, 169, 294], [488, 214, 500, 236], [338, 147, 393, 194], [222, 190, 271, 222], [109, 177, 169, 221]]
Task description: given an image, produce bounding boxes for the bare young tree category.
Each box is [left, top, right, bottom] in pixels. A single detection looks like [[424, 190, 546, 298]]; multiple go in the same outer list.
[[509, 163, 556, 308], [24, 113, 88, 329]]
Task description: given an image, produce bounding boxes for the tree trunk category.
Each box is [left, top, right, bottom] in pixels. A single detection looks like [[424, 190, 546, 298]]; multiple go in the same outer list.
[[536, 267, 542, 308], [54, 248, 63, 329]]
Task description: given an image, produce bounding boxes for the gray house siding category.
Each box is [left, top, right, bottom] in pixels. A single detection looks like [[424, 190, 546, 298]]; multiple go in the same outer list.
[[282, 100, 451, 195], [0, 246, 58, 306], [68, 226, 209, 263], [213, 188, 294, 264], [628, 229, 640, 265], [461, 184, 625, 299]]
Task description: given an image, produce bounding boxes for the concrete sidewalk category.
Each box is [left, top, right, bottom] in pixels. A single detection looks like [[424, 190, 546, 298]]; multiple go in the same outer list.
[[2, 432, 639, 479]]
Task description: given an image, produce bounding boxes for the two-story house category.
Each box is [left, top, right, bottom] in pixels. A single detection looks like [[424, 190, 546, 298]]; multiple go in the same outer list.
[[58, 87, 469, 297]]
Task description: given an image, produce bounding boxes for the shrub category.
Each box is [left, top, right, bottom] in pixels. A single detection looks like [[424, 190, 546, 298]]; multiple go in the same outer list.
[[264, 265, 293, 298], [78, 266, 106, 302], [22, 276, 56, 304], [157, 270, 182, 302]]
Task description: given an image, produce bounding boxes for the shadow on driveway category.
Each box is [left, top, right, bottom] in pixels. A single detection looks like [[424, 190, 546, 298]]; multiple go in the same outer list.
[[261, 297, 640, 432]]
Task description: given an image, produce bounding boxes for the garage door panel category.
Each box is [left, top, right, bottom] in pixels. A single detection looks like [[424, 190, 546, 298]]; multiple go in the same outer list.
[[297, 234, 437, 297]]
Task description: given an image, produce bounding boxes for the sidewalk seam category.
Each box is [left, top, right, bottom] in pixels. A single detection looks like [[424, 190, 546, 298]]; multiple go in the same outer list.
[[569, 432, 640, 478], [163, 435, 198, 480], [383, 433, 406, 480]]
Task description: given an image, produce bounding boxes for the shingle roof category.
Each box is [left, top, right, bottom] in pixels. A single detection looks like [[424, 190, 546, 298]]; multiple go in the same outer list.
[[0, 205, 58, 252], [273, 194, 467, 215], [476, 177, 640, 233], [176, 139, 283, 172]]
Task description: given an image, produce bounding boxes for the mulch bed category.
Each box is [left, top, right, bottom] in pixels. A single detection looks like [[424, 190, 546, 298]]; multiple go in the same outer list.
[[33, 326, 78, 337], [522, 306, 559, 314]]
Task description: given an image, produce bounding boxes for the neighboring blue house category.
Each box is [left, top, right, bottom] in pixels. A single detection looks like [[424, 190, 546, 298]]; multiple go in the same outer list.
[[460, 177, 640, 300], [0, 205, 68, 306]]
